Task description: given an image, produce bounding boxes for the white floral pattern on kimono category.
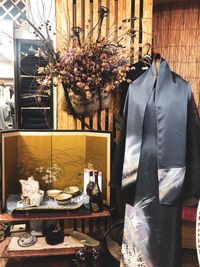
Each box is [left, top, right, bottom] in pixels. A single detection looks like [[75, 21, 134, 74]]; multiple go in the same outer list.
[[120, 197, 154, 267]]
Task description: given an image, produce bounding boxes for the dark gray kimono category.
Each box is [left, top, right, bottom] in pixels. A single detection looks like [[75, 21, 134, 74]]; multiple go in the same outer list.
[[111, 57, 200, 267], [111, 58, 200, 206]]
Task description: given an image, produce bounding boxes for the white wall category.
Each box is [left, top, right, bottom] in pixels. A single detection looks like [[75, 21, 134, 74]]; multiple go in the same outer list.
[[0, 20, 14, 80], [26, 0, 56, 45]]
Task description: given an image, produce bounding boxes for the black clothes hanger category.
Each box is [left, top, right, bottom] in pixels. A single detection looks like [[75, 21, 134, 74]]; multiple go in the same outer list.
[[143, 53, 152, 65], [118, 49, 151, 117], [118, 43, 155, 118], [127, 43, 153, 82], [141, 43, 152, 67]]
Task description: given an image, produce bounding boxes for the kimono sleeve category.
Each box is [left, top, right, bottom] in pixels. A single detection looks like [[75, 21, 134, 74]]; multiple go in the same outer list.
[[110, 90, 129, 189], [184, 93, 200, 200]]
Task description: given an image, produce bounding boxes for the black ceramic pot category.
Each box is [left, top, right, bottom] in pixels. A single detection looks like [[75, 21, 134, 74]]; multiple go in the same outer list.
[[74, 248, 89, 267], [87, 246, 104, 267], [45, 225, 64, 245]]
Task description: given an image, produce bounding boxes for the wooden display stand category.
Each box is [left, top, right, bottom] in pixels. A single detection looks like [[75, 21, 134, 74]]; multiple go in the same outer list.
[[182, 220, 196, 250], [0, 130, 111, 258]]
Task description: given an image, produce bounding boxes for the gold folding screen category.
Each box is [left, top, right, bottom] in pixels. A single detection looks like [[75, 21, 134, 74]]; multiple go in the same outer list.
[[56, 0, 152, 134]]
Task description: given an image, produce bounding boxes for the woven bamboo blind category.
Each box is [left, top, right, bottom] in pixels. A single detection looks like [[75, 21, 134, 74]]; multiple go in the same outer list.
[[55, 0, 152, 133], [153, 0, 200, 107]]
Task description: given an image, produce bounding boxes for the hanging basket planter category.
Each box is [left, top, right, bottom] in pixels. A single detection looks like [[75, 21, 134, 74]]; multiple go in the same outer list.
[[26, 5, 133, 128]]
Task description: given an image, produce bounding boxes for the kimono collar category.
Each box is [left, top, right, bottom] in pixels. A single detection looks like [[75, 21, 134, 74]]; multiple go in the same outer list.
[[150, 57, 173, 81], [133, 57, 173, 89]]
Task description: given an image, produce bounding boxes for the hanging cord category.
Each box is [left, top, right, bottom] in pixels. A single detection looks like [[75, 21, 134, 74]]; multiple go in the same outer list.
[[96, 6, 109, 43], [97, 87, 102, 130], [71, 26, 82, 47], [96, 7, 109, 130]]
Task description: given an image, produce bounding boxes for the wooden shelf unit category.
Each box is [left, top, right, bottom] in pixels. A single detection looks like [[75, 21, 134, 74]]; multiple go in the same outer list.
[[0, 209, 110, 222], [15, 39, 53, 129], [0, 237, 79, 258], [0, 209, 110, 258]]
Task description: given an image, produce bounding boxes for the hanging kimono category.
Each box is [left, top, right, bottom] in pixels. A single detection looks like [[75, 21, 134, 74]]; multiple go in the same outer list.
[[110, 58, 200, 267]]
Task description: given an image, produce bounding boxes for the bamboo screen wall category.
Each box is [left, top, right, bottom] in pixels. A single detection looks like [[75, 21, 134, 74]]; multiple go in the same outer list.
[[55, 0, 152, 135], [153, 0, 200, 107]]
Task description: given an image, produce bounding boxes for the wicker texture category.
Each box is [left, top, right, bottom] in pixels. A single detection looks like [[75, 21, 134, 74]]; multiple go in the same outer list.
[[196, 200, 200, 265], [153, 1, 200, 108]]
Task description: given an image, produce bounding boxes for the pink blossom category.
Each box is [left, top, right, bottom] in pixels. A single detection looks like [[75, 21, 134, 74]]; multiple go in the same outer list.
[[100, 53, 108, 61], [101, 62, 110, 71]]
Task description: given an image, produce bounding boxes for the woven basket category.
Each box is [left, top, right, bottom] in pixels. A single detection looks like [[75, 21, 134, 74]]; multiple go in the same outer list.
[[66, 89, 111, 116], [102, 220, 124, 262]]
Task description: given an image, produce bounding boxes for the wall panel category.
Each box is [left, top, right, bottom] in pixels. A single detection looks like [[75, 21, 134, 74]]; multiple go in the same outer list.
[[56, 0, 153, 134], [153, 1, 200, 107]]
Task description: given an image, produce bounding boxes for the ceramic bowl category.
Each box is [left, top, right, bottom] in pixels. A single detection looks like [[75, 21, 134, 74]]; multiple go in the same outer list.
[[64, 186, 80, 195], [47, 189, 63, 199], [56, 201, 83, 209], [56, 200, 73, 205], [54, 193, 72, 204]]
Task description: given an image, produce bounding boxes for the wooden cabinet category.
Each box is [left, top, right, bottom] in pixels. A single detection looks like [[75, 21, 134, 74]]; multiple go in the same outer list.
[[15, 39, 53, 129]]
